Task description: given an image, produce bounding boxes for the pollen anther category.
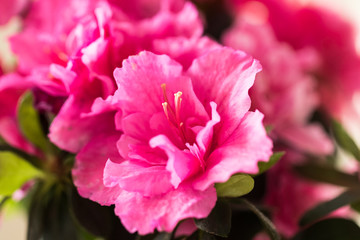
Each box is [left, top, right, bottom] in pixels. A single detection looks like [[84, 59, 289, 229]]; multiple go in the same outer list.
[[162, 102, 169, 120]]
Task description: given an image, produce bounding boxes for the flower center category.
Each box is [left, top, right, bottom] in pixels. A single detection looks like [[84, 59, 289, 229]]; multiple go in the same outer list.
[[160, 84, 206, 171], [161, 83, 188, 143]]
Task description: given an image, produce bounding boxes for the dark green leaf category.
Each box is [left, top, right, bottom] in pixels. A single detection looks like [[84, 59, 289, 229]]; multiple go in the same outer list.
[[215, 174, 254, 198], [239, 199, 280, 240], [293, 218, 360, 240], [17, 91, 50, 153], [351, 201, 360, 213], [331, 120, 360, 161], [70, 186, 135, 240], [27, 183, 78, 240], [294, 163, 359, 188], [0, 151, 43, 196], [154, 233, 172, 240], [195, 200, 231, 237], [300, 188, 360, 226], [257, 152, 284, 175], [135, 232, 171, 240], [199, 231, 217, 240], [0, 136, 5, 145]]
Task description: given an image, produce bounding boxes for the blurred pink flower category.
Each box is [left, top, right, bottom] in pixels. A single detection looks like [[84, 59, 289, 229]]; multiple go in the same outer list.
[[265, 150, 347, 237], [73, 48, 273, 234], [227, 0, 360, 122], [0, 0, 29, 24], [223, 20, 333, 155], [0, 74, 36, 154]]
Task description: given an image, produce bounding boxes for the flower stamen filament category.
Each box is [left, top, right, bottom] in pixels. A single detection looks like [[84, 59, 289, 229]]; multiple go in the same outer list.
[[161, 84, 187, 143]]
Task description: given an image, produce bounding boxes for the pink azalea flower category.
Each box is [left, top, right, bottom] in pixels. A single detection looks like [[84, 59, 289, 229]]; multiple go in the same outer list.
[[47, 59, 118, 152], [10, 0, 102, 73], [265, 150, 348, 238], [73, 48, 273, 234], [10, 0, 202, 75], [10, 0, 205, 154], [0, 0, 29, 25], [152, 36, 221, 70], [227, 0, 360, 123], [0, 74, 36, 154], [223, 20, 333, 155]]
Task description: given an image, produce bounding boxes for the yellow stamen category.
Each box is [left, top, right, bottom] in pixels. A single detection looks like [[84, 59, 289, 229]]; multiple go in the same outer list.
[[162, 102, 170, 120], [174, 91, 183, 123], [160, 84, 187, 142]]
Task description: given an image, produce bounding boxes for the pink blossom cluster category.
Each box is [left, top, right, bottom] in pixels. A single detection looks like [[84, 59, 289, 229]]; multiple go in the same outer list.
[[0, 0, 359, 238], [225, 0, 360, 237]]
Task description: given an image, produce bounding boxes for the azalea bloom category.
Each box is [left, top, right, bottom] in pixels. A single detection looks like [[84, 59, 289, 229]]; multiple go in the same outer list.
[[223, 20, 333, 155], [265, 150, 347, 237], [227, 0, 360, 127], [0, 74, 36, 154], [0, 0, 29, 25], [10, 0, 205, 153], [73, 47, 273, 234]]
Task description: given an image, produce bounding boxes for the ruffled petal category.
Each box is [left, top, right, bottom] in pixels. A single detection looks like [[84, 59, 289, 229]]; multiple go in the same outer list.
[[113, 185, 216, 235], [187, 47, 262, 145], [150, 134, 201, 188], [104, 160, 172, 196], [72, 133, 122, 205], [193, 110, 273, 191]]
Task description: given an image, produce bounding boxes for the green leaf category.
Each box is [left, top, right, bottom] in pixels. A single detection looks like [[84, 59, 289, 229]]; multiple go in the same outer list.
[[350, 201, 360, 213], [294, 163, 359, 188], [153, 233, 171, 240], [293, 218, 360, 240], [239, 199, 281, 240], [257, 152, 284, 175], [331, 120, 360, 161], [265, 125, 274, 134], [195, 200, 232, 237], [215, 174, 254, 198], [27, 183, 78, 240], [0, 144, 42, 169], [17, 91, 49, 153], [135, 232, 170, 240], [199, 231, 217, 240], [0, 151, 43, 196], [300, 188, 360, 226], [70, 186, 134, 240]]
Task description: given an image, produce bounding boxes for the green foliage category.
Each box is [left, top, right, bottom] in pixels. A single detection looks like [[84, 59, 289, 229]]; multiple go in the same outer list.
[[257, 152, 284, 175], [350, 200, 360, 213], [331, 120, 360, 161], [70, 186, 134, 240], [0, 151, 43, 196], [27, 183, 78, 240], [300, 189, 360, 226], [215, 174, 254, 198], [294, 163, 359, 188], [239, 199, 281, 240], [17, 91, 50, 153], [195, 200, 232, 237], [293, 218, 360, 240]]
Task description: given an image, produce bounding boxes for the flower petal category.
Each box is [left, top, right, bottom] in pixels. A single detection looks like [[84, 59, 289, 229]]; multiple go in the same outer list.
[[113, 185, 217, 235], [187, 47, 262, 145], [104, 159, 172, 196], [193, 110, 273, 191], [72, 133, 122, 205], [150, 134, 201, 188]]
